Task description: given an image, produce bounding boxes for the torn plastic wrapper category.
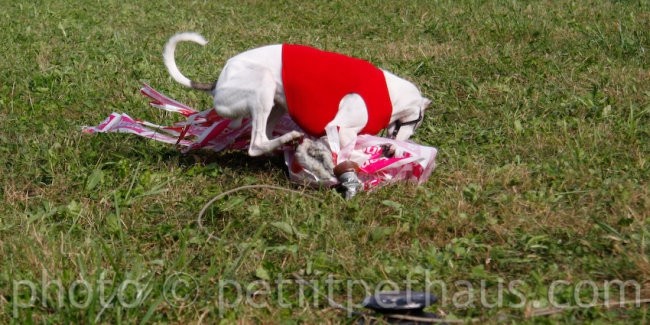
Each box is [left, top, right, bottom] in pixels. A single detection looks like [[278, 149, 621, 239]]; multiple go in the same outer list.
[[83, 84, 437, 192]]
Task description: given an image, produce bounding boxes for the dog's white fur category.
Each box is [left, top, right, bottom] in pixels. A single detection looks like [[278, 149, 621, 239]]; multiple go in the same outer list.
[[163, 32, 431, 157]]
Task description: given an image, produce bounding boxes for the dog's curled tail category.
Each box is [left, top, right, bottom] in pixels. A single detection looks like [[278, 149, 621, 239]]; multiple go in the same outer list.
[[163, 32, 214, 91]]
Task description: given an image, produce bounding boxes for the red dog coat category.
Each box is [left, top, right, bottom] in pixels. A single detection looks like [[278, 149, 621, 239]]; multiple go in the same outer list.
[[281, 44, 393, 136]]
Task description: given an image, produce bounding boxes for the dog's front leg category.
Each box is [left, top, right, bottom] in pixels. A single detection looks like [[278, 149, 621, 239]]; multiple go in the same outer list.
[[328, 94, 368, 151]]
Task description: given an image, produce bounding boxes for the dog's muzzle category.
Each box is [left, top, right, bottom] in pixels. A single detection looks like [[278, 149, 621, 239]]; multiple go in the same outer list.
[[390, 110, 423, 138]]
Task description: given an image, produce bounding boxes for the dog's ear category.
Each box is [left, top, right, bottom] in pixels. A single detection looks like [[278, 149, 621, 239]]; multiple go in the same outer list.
[[422, 98, 432, 109]]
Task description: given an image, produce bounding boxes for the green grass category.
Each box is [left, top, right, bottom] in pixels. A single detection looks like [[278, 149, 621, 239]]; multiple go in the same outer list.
[[1, 0, 649, 323]]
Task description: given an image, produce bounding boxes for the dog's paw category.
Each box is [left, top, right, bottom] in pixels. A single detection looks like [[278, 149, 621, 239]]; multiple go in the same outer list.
[[289, 131, 303, 140], [284, 131, 304, 145], [247, 147, 267, 157]]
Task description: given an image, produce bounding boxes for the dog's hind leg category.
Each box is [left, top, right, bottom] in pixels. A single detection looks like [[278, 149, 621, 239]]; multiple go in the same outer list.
[[247, 73, 302, 156], [213, 60, 301, 156]]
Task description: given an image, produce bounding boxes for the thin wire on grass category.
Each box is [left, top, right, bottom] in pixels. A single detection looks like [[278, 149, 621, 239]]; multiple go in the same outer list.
[[197, 184, 323, 241], [383, 313, 479, 324], [528, 298, 650, 317]]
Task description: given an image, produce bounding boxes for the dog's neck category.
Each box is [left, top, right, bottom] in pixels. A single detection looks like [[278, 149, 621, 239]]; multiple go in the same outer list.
[[382, 70, 424, 123]]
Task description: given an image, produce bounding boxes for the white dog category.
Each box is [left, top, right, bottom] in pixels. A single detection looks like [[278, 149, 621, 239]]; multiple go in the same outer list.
[[163, 32, 430, 157]]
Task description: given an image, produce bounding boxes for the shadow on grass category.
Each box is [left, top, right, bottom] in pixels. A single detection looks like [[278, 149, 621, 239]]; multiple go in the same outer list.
[[99, 134, 289, 177], [173, 149, 288, 176]]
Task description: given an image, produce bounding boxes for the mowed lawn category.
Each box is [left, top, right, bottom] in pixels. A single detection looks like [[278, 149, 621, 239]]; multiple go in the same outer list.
[[1, 0, 648, 323]]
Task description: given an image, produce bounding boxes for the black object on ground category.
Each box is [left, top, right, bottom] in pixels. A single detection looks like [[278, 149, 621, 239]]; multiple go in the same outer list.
[[360, 291, 442, 324]]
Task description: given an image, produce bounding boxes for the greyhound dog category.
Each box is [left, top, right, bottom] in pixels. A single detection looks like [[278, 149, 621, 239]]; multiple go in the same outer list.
[[163, 32, 430, 157]]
